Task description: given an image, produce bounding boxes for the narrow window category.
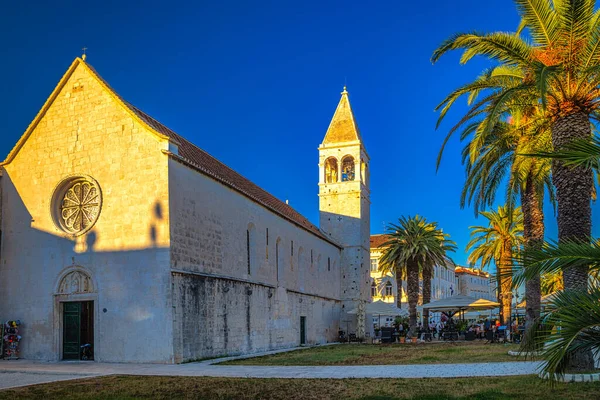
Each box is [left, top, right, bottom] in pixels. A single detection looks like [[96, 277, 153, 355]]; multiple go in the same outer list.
[[370, 258, 378, 272], [371, 282, 376, 297], [247, 230, 251, 274], [291, 240, 294, 256], [311, 250, 313, 264], [276, 240, 280, 281], [266, 228, 269, 259], [247, 223, 256, 275], [328, 257, 331, 271], [385, 281, 393, 297]]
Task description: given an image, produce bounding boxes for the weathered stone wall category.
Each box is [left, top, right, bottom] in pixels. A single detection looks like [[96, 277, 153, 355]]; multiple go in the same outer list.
[[0, 61, 173, 362], [168, 160, 342, 360], [171, 273, 339, 361]]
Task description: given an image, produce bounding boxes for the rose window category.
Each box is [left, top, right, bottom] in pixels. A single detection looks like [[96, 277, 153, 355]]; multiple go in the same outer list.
[[53, 177, 102, 235]]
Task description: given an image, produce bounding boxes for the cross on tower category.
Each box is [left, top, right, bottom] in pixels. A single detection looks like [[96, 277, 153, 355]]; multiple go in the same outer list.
[[81, 47, 88, 61]]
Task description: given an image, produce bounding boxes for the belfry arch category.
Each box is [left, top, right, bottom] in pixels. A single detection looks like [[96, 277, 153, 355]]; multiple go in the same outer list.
[[324, 157, 338, 183], [341, 155, 355, 181]]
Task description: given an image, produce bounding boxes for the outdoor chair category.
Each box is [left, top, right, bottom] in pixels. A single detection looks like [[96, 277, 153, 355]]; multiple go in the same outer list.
[[381, 328, 393, 343]]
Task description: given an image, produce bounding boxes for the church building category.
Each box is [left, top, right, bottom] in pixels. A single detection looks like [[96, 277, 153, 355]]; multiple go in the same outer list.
[[0, 57, 370, 363]]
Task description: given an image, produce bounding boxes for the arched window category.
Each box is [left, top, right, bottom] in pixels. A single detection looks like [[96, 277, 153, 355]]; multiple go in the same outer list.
[[341, 156, 355, 181], [371, 282, 376, 298], [324, 157, 338, 183], [385, 281, 393, 296]]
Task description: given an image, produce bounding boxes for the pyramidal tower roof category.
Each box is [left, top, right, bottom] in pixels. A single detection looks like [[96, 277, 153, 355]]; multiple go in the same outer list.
[[322, 87, 362, 145]]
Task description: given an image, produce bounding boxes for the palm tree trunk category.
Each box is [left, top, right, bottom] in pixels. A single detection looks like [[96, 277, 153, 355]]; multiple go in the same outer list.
[[551, 112, 593, 287], [395, 266, 403, 309], [422, 266, 432, 325], [407, 258, 419, 336], [499, 246, 512, 326], [521, 172, 543, 331], [551, 112, 595, 371]]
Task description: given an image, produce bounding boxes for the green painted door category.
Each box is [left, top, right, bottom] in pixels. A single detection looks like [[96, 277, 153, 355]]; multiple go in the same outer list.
[[63, 302, 81, 360], [300, 316, 306, 345]]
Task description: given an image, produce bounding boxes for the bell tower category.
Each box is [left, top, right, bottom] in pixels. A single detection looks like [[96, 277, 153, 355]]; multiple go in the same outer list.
[[318, 87, 370, 336]]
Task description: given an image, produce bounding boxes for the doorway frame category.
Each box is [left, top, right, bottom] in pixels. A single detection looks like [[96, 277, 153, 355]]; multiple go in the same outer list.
[[300, 316, 307, 345], [52, 266, 99, 362]]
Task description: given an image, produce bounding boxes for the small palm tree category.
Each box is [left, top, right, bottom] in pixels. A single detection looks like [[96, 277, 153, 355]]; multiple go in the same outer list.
[[515, 239, 600, 376], [467, 205, 524, 325], [379, 216, 456, 335]]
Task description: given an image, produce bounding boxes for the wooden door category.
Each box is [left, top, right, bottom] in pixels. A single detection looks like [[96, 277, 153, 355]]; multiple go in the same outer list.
[[63, 302, 81, 360]]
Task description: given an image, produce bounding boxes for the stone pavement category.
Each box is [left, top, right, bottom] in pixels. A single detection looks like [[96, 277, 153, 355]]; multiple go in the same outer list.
[[0, 371, 100, 390], [0, 346, 545, 389], [0, 357, 543, 390]]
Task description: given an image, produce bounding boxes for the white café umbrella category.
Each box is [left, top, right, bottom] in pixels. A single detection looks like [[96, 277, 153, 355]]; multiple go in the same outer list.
[[421, 295, 500, 319]]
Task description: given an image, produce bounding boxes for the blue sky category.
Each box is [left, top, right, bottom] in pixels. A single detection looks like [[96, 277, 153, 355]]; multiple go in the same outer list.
[[3, 0, 600, 266]]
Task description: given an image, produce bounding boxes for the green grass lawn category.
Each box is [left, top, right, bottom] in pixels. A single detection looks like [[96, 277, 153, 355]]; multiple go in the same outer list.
[[222, 342, 526, 366], [1, 375, 599, 399]]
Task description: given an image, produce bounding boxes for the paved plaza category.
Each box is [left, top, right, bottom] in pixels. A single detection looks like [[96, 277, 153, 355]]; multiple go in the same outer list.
[[0, 347, 544, 390]]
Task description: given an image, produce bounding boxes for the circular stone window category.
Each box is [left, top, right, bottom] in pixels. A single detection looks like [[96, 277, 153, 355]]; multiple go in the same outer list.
[[52, 176, 102, 235]]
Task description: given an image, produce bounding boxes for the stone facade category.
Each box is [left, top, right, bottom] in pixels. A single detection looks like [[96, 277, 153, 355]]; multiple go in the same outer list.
[[0, 60, 172, 362], [456, 267, 495, 301], [0, 58, 365, 363], [168, 160, 341, 362]]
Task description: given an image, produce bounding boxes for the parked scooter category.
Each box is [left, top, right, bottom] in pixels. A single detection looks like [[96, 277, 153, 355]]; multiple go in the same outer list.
[[80, 343, 93, 360]]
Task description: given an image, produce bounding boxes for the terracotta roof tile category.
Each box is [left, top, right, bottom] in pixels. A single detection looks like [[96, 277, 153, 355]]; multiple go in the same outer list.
[[370, 234, 391, 249], [85, 62, 338, 247], [455, 267, 489, 278]]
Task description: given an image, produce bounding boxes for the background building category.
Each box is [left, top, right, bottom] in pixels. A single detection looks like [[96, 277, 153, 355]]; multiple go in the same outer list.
[[369, 235, 457, 306], [369, 235, 496, 324], [455, 267, 495, 301]]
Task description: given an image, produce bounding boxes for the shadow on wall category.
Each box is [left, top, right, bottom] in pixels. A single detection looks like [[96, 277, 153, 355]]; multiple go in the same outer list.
[[0, 170, 174, 361], [149, 201, 164, 247]]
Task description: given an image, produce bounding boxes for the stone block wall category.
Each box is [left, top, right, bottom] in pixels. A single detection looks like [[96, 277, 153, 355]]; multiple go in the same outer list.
[[0, 61, 174, 362], [171, 272, 340, 362], [168, 160, 342, 359]]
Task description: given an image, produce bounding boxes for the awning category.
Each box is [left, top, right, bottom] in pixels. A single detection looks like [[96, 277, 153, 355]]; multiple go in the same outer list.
[[421, 295, 500, 313], [347, 300, 408, 317]]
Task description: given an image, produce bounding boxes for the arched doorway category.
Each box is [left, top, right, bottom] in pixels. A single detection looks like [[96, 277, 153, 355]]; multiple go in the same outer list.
[[53, 267, 97, 361]]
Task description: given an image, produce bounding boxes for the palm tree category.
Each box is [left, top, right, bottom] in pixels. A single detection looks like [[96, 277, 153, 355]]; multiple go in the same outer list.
[[514, 240, 600, 377], [379, 216, 456, 335], [377, 259, 406, 309], [541, 271, 564, 295], [433, 0, 600, 371], [421, 262, 434, 325], [467, 205, 524, 325], [457, 103, 553, 329]]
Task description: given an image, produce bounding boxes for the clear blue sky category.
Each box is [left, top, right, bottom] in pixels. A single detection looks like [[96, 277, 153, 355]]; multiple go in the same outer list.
[[3, 0, 600, 266]]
